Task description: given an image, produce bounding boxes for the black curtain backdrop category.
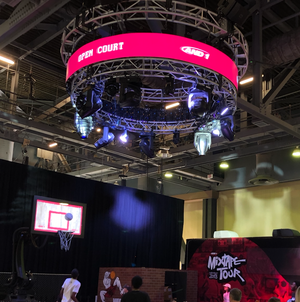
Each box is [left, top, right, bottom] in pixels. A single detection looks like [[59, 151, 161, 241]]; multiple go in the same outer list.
[[0, 159, 184, 300]]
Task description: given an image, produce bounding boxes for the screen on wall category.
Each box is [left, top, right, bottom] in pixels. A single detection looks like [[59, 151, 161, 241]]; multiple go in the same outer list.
[[31, 195, 86, 238], [186, 237, 300, 302]]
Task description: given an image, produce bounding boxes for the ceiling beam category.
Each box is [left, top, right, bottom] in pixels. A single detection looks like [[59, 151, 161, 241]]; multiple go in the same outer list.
[[35, 97, 71, 121], [263, 59, 300, 108], [147, 136, 300, 176], [237, 97, 300, 139], [0, 0, 71, 50]]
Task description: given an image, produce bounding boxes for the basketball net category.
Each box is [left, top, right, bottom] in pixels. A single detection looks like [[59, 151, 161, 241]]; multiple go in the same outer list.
[[58, 230, 74, 251]]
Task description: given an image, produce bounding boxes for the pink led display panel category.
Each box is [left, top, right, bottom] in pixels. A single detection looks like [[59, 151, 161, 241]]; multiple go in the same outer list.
[[66, 33, 238, 88], [31, 196, 86, 237]]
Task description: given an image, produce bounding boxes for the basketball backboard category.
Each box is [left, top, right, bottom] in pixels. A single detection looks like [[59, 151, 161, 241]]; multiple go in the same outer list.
[[31, 195, 86, 238]]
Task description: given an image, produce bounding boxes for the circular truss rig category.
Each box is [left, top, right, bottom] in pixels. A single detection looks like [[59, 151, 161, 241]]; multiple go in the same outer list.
[[61, 0, 249, 136]]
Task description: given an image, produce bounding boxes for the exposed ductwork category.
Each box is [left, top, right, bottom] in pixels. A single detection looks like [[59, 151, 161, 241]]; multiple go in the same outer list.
[[264, 27, 300, 66]]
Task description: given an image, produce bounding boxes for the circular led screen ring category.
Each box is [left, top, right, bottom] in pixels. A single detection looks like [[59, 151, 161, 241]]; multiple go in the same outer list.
[[67, 33, 238, 89]]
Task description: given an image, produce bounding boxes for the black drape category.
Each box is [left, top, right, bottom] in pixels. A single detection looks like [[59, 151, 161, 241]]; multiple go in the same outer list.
[[0, 159, 183, 300]]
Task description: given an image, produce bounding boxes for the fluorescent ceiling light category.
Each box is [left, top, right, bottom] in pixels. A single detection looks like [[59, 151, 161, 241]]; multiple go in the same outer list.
[[292, 146, 300, 157], [0, 55, 14, 65], [48, 141, 58, 148], [165, 102, 180, 109], [165, 172, 173, 178], [220, 161, 229, 169], [239, 77, 253, 85]]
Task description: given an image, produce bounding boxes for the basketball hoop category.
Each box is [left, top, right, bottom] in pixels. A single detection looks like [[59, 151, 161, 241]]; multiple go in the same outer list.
[[58, 230, 74, 251]]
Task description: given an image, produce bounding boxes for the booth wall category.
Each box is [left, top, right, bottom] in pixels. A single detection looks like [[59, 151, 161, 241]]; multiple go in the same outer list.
[[217, 180, 300, 237], [0, 159, 184, 300]]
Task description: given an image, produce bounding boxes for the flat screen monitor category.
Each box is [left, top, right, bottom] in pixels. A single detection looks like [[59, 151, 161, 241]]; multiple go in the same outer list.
[[31, 195, 86, 238]]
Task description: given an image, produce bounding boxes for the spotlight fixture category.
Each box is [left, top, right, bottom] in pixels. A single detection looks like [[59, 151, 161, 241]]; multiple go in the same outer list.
[[211, 120, 222, 137], [188, 89, 210, 117], [220, 115, 235, 141], [105, 78, 119, 97], [76, 88, 102, 118], [194, 129, 211, 155], [139, 131, 155, 158], [163, 75, 175, 95], [94, 126, 114, 149], [220, 161, 229, 169], [119, 81, 141, 108], [173, 130, 180, 145], [292, 146, 300, 157], [48, 141, 58, 148], [119, 129, 128, 143], [74, 112, 94, 139]]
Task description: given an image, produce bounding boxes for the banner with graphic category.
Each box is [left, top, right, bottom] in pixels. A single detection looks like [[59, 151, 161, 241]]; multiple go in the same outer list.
[[186, 237, 300, 302]]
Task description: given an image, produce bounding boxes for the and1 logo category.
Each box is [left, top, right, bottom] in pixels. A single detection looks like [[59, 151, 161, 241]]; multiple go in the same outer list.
[[180, 46, 210, 59], [207, 252, 247, 285]]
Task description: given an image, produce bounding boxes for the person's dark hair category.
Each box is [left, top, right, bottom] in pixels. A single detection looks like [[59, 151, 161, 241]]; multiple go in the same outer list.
[[268, 297, 280, 302], [71, 269, 79, 279], [230, 288, 242, 302], [294, 281, 300, 288], [131, 275, 143, 289]]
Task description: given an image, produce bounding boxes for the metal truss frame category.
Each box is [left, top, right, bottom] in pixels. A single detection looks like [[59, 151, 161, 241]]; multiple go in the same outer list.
[[68, 57, 237, 100], [61, 0, 248, 135], [94, 109, 199, 134]]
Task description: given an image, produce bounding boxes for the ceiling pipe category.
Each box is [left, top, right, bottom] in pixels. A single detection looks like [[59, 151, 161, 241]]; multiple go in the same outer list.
[[264, 26, 300, 66]]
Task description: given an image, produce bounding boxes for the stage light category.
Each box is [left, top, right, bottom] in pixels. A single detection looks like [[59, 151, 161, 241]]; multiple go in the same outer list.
[[165, 172, 173, 178], [48, 141, 58, 148], [139, 131, 155, 158], [220, 161, 229, 169], [74, 112, 94, 139], [239, 77, 253, 85], [173, 130, 180, 145], [211, 120, 222, 137], [292, 146, 300, 157], [163, 75, 175, 95], [166, 102, 180, 109], [76, 88, 102, 118], [220, 115, 235, 141], [188, 90, 210, 117], [94, 126, 114, 149], [119, 129, 128, 143], [105, 78, 119, 97], [0, 55, 14, 65], [96, 127, 101, 132], [119, 83, 141, 108], [194, 130, 211, 155]]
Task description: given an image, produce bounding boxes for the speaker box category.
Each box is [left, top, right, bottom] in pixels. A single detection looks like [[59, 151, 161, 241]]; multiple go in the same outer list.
[[272, 228, 300, 237]]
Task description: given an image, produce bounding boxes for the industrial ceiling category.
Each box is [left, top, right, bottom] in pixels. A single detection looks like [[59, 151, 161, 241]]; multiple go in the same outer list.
[[0, 0, 300, 194]]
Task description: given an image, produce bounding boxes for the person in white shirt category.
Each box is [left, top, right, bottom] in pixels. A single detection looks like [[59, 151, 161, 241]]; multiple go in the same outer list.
[[223, 283, 231, 302], [57, 269, 81, 302]]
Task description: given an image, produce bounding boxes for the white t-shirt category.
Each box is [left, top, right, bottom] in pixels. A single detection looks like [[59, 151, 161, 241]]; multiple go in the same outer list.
[[223, 291, 230, 302], [62, 278, 81, 302]]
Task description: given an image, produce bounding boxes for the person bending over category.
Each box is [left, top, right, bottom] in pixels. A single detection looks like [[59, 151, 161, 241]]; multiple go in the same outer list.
[[121, 275, 150, 302]]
